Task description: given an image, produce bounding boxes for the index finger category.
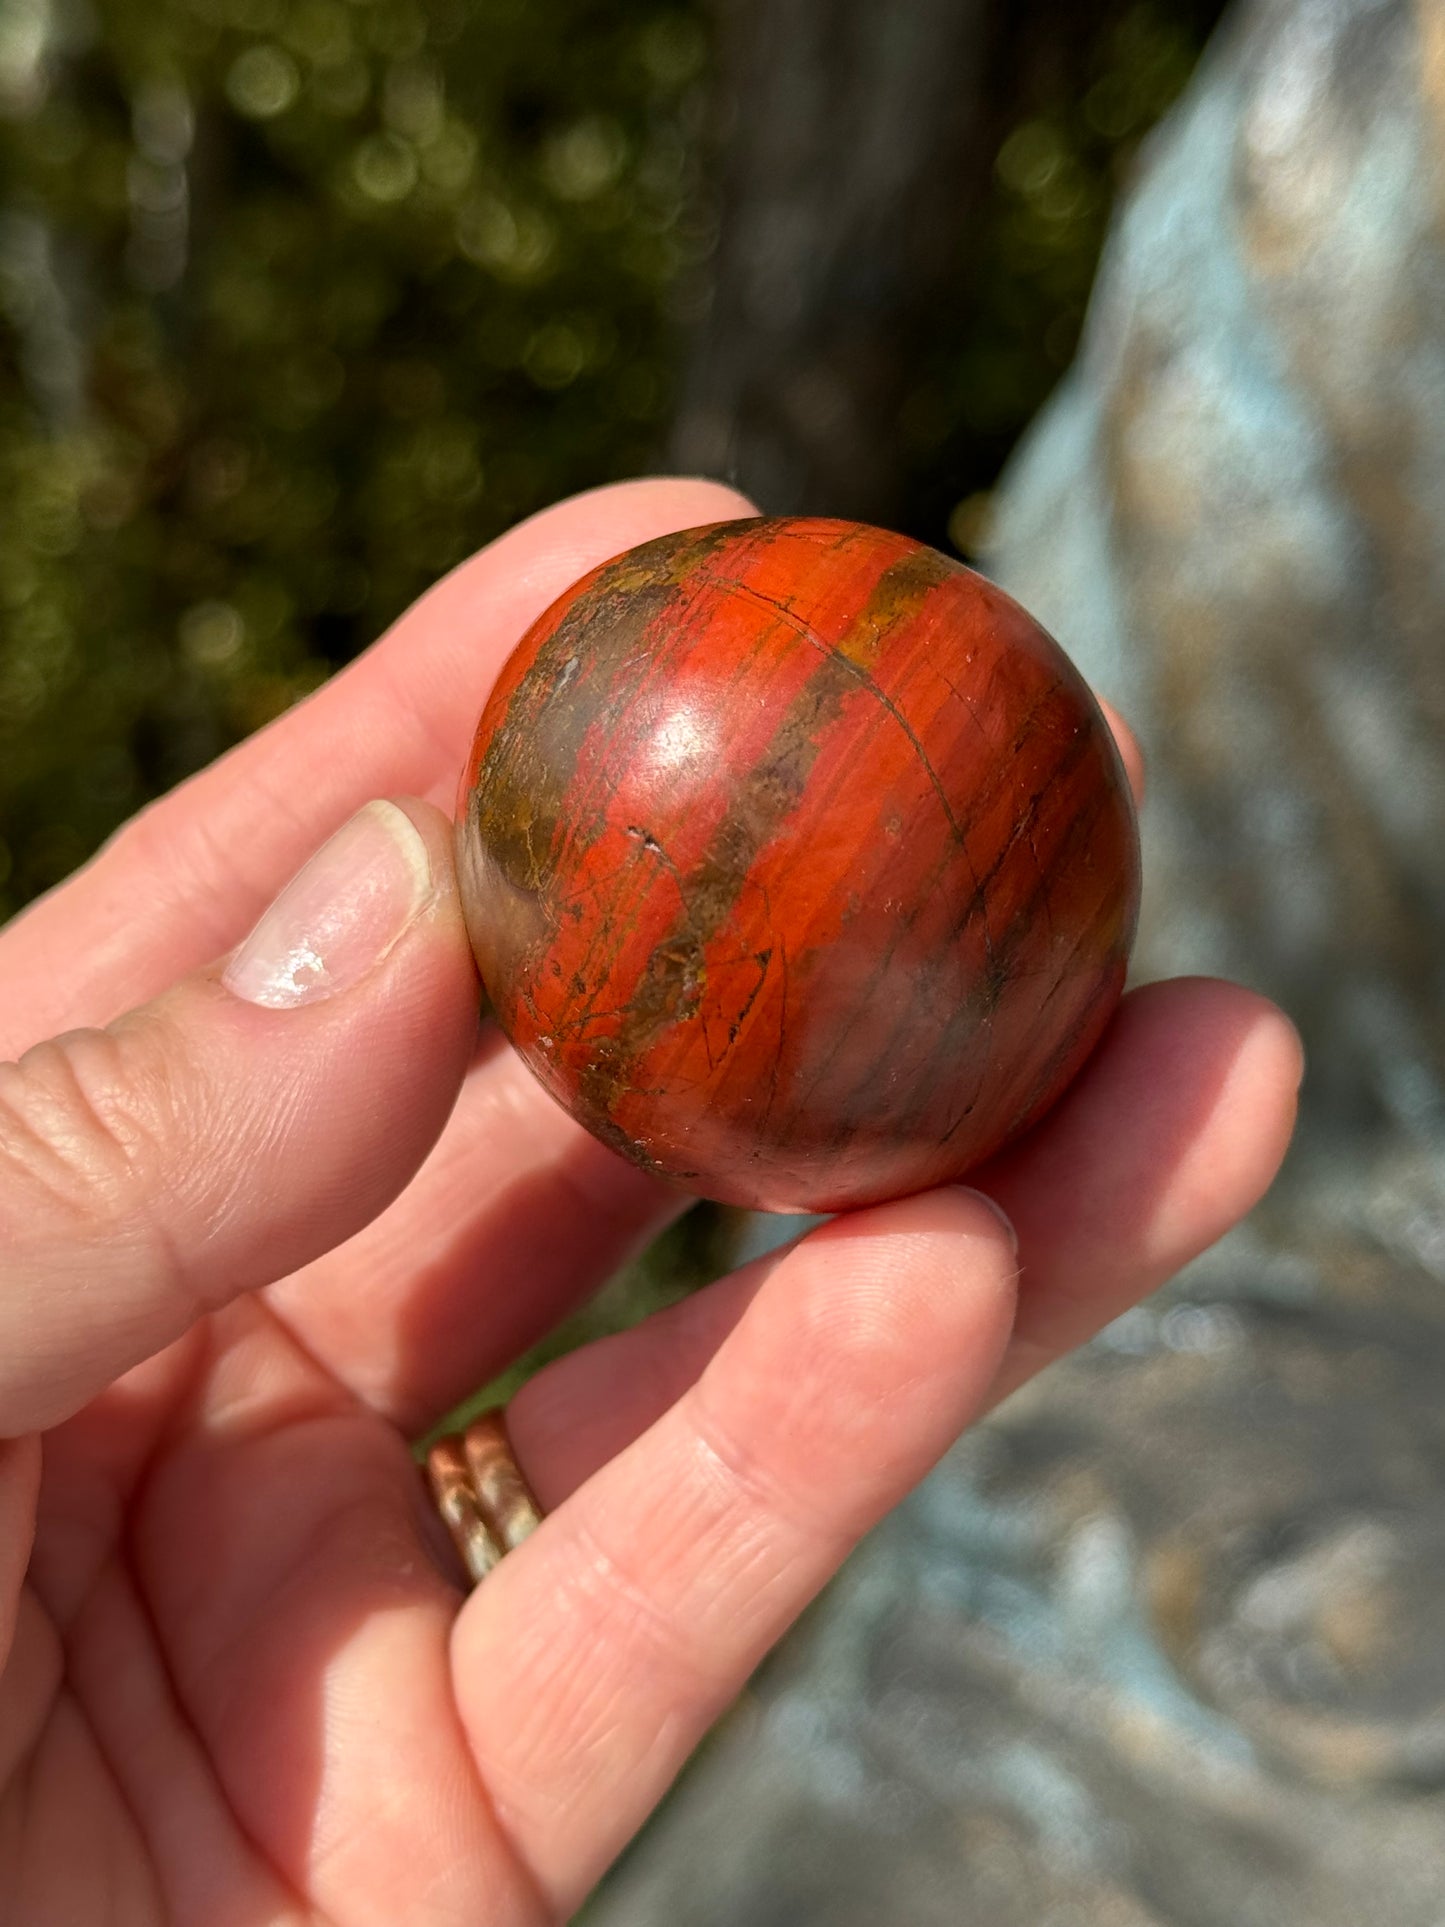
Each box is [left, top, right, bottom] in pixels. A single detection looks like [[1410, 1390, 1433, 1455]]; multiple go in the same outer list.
[[0, 478, 758, 1057]]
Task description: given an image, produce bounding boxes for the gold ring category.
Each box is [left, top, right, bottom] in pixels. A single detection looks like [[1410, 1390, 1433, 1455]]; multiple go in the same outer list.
[[424, 1409, 543, 1585]]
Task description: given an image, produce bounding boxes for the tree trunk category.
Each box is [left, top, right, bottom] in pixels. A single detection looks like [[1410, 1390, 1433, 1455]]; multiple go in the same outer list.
[[669, 0, 1195, 529], [669, 0, 1000, 523]]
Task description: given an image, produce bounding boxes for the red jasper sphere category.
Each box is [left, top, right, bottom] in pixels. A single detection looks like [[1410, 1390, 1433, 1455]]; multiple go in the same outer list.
[[456, 516, 1140, 1213]]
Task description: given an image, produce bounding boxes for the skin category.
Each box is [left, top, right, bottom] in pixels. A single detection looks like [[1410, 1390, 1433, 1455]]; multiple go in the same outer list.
[[0, 478, 1302, 1926]]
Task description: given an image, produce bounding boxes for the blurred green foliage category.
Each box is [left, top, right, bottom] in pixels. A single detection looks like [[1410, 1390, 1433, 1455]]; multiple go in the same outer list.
[[0, 0, 712, 918], [0, 0, 1217, 921]]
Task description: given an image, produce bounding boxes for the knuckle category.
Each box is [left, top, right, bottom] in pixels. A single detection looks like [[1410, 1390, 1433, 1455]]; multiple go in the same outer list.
[[561, 1512, 711, 1695], [0, 1022, 185, 1263], [687, 1390, 821, 1543]]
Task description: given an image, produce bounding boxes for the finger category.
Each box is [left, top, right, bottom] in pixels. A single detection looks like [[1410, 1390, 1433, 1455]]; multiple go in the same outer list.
[[262, 1034, 684, 1433], [451, 1187, 1019, 1914], [0, 799, 477, 1436], [499, 977, 1298, 1506], [1, 477, 758, 1057], [1095, 695, 1146, 807], [42, 1304, 531, 1925], [979, 975, 1302, 1398], [508, 1247, 772, 1509]]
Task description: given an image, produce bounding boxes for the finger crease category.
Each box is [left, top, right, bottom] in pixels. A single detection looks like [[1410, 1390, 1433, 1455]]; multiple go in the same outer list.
[[562, 1511, 714, 1700], [684, 1394, 829, 1550]]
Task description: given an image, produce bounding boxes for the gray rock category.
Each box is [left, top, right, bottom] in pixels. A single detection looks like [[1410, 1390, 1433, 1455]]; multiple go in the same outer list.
[[994, 0, 1445, 1172]]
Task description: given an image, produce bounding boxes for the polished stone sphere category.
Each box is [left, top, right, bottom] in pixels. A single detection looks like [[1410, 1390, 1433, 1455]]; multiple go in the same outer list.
[[456, 516, 1140, 1212]]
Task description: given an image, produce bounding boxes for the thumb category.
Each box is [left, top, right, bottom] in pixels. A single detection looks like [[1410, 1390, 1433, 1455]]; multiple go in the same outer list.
[[0, 799, 479, 1436]]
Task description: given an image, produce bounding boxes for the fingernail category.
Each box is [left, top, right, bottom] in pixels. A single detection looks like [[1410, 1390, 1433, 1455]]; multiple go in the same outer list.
[[950, 1186, 1019, 1255], [223, 801, 434, 1009]]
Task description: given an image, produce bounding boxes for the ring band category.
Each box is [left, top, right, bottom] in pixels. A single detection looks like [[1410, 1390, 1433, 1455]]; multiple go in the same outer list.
[[425, 1409, 543, 1586]]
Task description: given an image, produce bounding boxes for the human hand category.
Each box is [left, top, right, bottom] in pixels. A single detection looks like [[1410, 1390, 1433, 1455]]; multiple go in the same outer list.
[[0, 479, 1301, 1924]]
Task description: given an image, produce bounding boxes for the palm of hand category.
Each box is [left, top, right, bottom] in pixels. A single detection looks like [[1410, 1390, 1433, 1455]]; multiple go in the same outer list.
[[0, 482, 1301, 1925]]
